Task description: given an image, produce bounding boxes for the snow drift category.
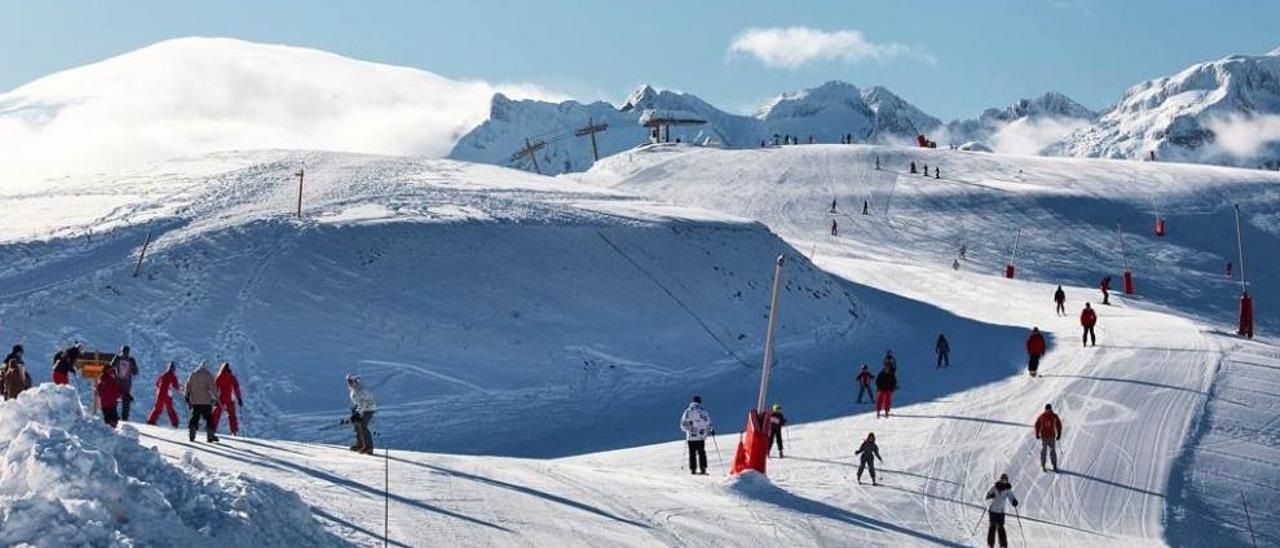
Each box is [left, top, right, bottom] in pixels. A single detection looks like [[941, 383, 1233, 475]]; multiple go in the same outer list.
[[0, 384, 343, 547]]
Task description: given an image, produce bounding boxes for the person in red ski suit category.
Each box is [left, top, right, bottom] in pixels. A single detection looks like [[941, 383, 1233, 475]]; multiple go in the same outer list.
[[1026, 327, 1047, 377], [1035, 403, 1063, 472], [1080, 303, 1098, 347], [97, 366, 123, 428], [210, 362, 243, 435], [51, 343, 82, 385], [147, 361, 182, 427], [874, 363, 898, 418]]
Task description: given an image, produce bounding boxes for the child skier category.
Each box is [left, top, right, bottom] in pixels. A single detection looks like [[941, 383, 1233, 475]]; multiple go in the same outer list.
[[855, 364, 874, 404], [854, 432, 883, 485], [768, 403, 787, 458]]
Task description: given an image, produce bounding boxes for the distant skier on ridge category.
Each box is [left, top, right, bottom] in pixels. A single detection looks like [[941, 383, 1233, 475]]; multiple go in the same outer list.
[[680, 395, 714, 475]]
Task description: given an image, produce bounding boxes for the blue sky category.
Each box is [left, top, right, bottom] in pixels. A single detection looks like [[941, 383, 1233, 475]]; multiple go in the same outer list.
[[3, 0, 1276, 119]]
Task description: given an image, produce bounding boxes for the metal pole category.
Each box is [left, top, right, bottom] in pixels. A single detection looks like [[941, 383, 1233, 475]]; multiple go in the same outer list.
[[1241, 490, 1258, 547], [384, 445, 389, 548], [132, 229, 153, 277], [1234, 205, 1248, 293], [1116, 222, 1130, 270], [756, 254, 786, 414], [1009, 229, 1021, 265], [295, 168, 305, 219]]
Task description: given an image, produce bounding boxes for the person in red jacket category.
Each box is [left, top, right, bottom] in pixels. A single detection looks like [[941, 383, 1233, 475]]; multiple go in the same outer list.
[[147, 361, 182, 427], [1080, 303, 1098, 347], [855, 364, 874, 404], [1034, 403, 1063, 472], [96, 365, 123, 428], [210, 362, 243, 435], [1026, 327, 1047, 377]]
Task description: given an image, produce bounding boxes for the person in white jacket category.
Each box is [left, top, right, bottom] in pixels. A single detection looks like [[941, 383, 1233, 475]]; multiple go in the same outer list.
[[347, 374, 377, 454], [984, 473, 1020, 548], [679, 395, 714, 475]]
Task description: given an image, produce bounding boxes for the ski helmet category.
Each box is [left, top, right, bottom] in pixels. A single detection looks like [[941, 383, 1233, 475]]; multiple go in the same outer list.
[[772, 404, 782, 412], [1045, 403, 1052, 411], [692, 395, 702, 404]]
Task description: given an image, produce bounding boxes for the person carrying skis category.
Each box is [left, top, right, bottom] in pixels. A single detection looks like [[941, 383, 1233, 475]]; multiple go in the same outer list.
[[984, 473, 1020, 548], [96, 365, 123, 428], [768, 403, 787, 458], [855, 364, 874, 404], [147, 362, 181, 427], [110, 346, 138, 422], [347, 374, 377, 454], [210, 362, 243, 436], [935, 334, 950, 368], [854, 432, 883, 485], [874, 362, 898, 418], [1054, 285, 1066, 316], [1035, 403, 1063, 472], [679, 395, 714, 475], [1026, 327, 1046, 377], [1080, 303, 1098, 347], [51, 342, 82, 385], [184, 362, 218, 443], [1099, 276, 1112, 305]]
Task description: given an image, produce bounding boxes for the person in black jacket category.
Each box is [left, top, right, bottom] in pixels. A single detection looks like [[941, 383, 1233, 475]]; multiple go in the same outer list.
[[935, 334, 950, 368], [1054, 285, 1067, 316], [874, 364, 898, 418], [768, 403, 788, 458], [855, 432, 883, 485]]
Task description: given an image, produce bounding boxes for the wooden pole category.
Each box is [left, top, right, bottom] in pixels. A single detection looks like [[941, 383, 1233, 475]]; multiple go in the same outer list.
[[132, 229, 153, 278], [587, 117, 600, 162], [524, 138, 542, 175], [295, 168, 305, 219]]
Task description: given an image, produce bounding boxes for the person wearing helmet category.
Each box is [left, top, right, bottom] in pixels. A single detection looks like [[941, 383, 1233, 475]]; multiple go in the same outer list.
[[347, 374, 377, 454], [768, 403, 788, 459], [985, 473, 1020, 548], [854, 432, 883, 485], [855, 364, 874, 404]]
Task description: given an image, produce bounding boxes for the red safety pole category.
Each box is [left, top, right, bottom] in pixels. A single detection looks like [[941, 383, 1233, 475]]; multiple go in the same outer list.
[[1117, 222, 1135, 294], [731, 254, 785, 475], [1234, 205, 1254, 339], [1005, 229, 1020, 279]]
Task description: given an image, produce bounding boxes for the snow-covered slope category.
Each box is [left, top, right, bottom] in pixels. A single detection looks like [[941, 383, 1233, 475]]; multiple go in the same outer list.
[[0, 37, 559, 184], [1051, 49, 1280, 168], [449, 81, 938, 175], [943, 92, 1098, 155]]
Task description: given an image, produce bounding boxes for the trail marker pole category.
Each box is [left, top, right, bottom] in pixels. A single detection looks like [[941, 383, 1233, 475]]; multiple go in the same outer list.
[[132, 229, 153, 277], [295, 168, 305, 219]]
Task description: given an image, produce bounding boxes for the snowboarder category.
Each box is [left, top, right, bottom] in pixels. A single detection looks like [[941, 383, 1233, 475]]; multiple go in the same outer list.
[[2, 358, 27, 400], [831, 219, 838, 236], [934, 166, 940, 179], [984, 473, 1020, 548], [910, 161, 917, 174], [184, 362, 218, 443], [51, 342, 82, 386], [1054, 285, 1066, 316], [855, 364, 874, 404], [1035, 403, 1063, 472], [830, 198, 838, 214], [1099, 276, 1112, 305], [862, 199, 870, 215], [147, 362, 181, 427], [680, 395, 714, 475], [768, 403, 787, 458], [1026, 327, 1046, 377], [96, 365, 123, 428], [110, 346, 137, 421], [874, 362, 898, 418], [211, 362, 243, 436], [347, 374, 377, 454], [1080, 303, 1098, 347], [935, 334, 950, 368], [854, 432, 883, 485]]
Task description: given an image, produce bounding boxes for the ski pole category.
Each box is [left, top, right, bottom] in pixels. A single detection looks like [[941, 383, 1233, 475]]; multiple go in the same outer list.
[[1014, 505, 1027, 545], [970, 504, 990, 538], [710, 435, 726, 475]]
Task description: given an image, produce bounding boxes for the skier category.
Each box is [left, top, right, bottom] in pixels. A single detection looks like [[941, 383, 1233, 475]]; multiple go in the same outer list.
[[874, 362, 898, 418], [110, 346, 137, 421], [679, 395, 714, 475], [874, 155, 880, 170], [831, 219, 838, 236], [881, 350, 897, 373], [768, 403, 787, 458], [935, 334, 950, 368], [51, 342, 82, 385], [952, 258, 960, 271], [910, 161, 917, 174], [934, 166, 940, 179], [347, 374, 377, 454], [1099, 276, 1112, 305], [984, 473, 1020, 548], [830, 198, 838, 214], [211, 362, 243, 436], [96, 365, 123, 428], [808, 135, 814, 144], [184, 362, 218, 443], [855, 364, 874, 404], [854, 432, 883, 485], [862, 199, 870, 215], [1054, 285, 1067, 316], [922, 164, 929, 176], [1080, 303, 1098, 347], [2, 358, 26, 400], [959, 244, 967, 259], [1035, 403, 1063, 472], [1226, 262, 1233, 277], [147, 362, 182, 427], [1026, 327, 1046, 377]]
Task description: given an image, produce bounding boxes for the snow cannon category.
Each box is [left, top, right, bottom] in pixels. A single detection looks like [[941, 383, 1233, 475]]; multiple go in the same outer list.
[[1239, 292, 1254, 339], [730, 408, 772, 475], [916, 134, 929, 148], [1123, 270, 1135, 295], [1155, 217, 1166, 237], [1005, 263, 1015, 279]]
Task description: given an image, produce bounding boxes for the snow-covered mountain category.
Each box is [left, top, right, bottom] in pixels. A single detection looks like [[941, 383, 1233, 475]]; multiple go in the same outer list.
[[449, 81, 938, 175], [942, 92, 1098, 155], [1050, 49, 1280, 167]]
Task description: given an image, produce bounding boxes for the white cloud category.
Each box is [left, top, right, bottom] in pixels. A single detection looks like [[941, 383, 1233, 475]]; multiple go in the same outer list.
[[0, 37, 566, 185], [990, 117, 1092, 156], [728, 27, 935, 69], [1205, 113, 1280, 159]]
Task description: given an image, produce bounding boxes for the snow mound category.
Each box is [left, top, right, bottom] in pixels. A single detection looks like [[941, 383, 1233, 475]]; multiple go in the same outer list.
[[0, 384, 344, 547], [957, 141, 993, 152]]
